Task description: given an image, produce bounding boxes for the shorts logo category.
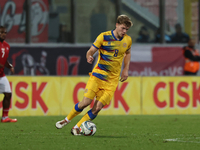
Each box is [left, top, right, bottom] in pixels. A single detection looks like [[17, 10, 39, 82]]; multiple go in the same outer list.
[[123, 43, 127, 48], [84, 89, 88, 93]]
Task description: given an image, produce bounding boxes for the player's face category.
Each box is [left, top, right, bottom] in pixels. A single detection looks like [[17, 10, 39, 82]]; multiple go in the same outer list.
[[116, 23, 129, 38], [0, 28, 7, 41]]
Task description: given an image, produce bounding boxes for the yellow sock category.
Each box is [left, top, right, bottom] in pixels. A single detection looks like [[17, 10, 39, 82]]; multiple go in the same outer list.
[[67, 107, 82, 121], [76, 113, 91, 128]]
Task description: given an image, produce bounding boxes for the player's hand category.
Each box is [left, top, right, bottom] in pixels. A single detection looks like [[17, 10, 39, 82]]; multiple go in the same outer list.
[[10, 67, 15, 75], [87, 56, 94, 64], [120, 69, 128, 82]]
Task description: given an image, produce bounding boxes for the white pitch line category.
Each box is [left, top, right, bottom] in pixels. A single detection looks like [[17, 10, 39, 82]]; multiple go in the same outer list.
[[164, 138, 200, 143], [164, 138, 178, 141]]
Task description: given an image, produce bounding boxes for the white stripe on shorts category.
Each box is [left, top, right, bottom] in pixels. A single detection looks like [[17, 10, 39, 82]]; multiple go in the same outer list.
[[0, 76, 11, 93]]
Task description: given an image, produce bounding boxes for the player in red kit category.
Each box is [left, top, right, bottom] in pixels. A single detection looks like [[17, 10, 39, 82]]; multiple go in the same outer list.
[[0, 26, 17, 123]]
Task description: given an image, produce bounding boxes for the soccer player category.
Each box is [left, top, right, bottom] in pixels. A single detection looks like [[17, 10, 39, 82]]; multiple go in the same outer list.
[[56, 15, 132, 135], [0, 26, 17, 123]]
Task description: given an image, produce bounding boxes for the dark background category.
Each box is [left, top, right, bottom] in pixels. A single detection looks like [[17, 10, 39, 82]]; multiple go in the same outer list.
[[5, 46, 92, 76]]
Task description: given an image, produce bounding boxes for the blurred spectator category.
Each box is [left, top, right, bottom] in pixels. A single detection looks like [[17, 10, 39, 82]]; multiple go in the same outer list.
[[153, 28, 171, 43], [136, 26, 150, 43], [170, 23, 190, 43], [183, 39, 200, 75]]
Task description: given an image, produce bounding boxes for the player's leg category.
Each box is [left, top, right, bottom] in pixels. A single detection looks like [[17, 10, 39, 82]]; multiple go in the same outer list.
[[76, 100, 103, 127], [71, 100, 104, 135], [70, 88, 97, 135], [56, 96, 93, 129], [1, 93, 16, 122], [67, 96, 93, 120], [71, 89, 111, 135], [56, 78, 97, 130], [74, 89, 113, 127], [2, 93, 11, 120], [1, 76, 17, 123]]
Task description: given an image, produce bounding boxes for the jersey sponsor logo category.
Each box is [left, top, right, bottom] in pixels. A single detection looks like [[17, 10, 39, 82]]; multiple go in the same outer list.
[[123, 43, 127, 48]]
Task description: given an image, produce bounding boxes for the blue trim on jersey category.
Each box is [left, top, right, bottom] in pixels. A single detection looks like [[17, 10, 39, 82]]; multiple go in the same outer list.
[[92, 44, 99, 49], [97, 64, 110, 72], [111, 30, 123, 41], [104, 35, 115, 41], [92, 72, 108, 81], [74, 103, 83, 112], [100, 53, 112, 61], [101, 45, 115, 52], [87, 109, 97, 120]]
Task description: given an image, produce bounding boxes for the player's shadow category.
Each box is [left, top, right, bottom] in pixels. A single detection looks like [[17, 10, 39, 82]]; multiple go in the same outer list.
[[93, 135, 128, 138]]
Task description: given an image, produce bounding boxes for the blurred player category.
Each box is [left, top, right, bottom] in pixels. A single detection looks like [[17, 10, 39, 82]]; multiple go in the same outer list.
[[56, 15, 132, 135], [0, 26, 17, 123]]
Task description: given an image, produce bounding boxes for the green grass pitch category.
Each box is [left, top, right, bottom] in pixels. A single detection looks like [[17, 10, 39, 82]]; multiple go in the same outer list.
[[1, 115, 200, 150]]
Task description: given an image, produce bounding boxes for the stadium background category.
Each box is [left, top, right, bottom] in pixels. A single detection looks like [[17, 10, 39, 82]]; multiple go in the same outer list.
[[0, 0, 200, 116]]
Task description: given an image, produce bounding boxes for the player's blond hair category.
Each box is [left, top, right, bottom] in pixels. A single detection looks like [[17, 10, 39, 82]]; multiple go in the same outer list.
[[117, 15, 133, 28]]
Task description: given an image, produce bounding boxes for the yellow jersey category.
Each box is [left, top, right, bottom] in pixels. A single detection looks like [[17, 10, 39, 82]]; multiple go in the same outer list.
[[92, 30, 132, 85]]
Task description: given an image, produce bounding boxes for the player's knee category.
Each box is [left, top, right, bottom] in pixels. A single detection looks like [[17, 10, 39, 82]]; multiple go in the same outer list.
[[79, 103, 88, 109], [79, 97, 93, 109], [79, 101, 90, 109]]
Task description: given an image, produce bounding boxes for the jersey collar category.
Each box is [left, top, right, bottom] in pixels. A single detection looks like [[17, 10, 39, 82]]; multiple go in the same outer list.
[[111, 30, 123, 41]]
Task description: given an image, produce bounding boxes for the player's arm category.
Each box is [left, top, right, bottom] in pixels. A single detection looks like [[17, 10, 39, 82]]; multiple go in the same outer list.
[[5, 60, 14, 74], [86, 46, 98, 64], [120, 48, 131, 82]]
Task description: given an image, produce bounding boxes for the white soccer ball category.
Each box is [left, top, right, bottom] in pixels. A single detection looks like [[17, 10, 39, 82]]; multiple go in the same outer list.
[[80, 121, 97, 136]]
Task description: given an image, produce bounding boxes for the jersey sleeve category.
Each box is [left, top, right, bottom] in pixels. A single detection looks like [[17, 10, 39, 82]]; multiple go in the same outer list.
[[127, 36, 132, 50], [92, 33, 104, 49]]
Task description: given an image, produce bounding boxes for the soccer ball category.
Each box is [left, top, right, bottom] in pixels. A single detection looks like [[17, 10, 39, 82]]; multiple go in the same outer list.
[[80, 121, 97, 136]]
